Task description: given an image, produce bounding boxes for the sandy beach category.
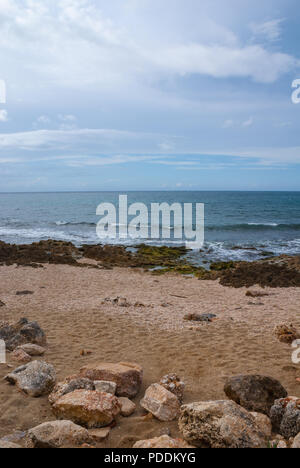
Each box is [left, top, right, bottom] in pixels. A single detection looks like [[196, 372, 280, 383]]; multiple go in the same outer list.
[[1, 263, 299, 447]]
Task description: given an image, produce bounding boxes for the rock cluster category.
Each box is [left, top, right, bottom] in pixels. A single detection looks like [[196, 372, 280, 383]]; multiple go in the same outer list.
[[0, 318, 47, 351]]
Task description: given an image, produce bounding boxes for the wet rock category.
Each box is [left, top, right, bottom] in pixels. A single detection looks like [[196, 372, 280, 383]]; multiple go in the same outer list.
[[292, 433, 300, 448], [274, 324, 300, 344], [224, 375, 288, 415], [140, 384, 181, 422], [179, 400, 268, 448], [133, 435, 195, 449], [119, 397, 136, 417], [53, 390, 121, 428], [11, 348, 32, 363], [80, 362, 143, 398], [26, 420, 93, 448], [0, 318, 47, 351], [16, 344, 45, 356], [94, 381, 117, 395], [270, 397, 300, 438], [49, 378, 95, 405], [5, 361, 56, 397], [159, 373, 185, 403]]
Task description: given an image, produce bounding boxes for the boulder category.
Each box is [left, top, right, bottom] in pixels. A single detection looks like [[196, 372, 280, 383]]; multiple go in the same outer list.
[[0, 318, 47, 351], [53, 390, 121, 428], [133, 435, 195, 449], [16, 344, 45, 356], [224, 375, 287, 415], [26, 420, 93, 448], [274, 324, 300, 344], [79, 362, 143, 398], [140, 384, 181, 422], [119, 397, 136, 417], [270, 397, 300, 438], [11, 348, 32, 363], [159, 373, 185, 403], [292, 433, 300, 448], [94, 381, 117, 395], [178, 400, 268, 448], [5, 361, 56, 397], [49, 378, 95, 405]]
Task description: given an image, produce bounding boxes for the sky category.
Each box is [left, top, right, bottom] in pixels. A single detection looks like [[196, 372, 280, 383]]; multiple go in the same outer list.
[[0, 0, 300, 191]]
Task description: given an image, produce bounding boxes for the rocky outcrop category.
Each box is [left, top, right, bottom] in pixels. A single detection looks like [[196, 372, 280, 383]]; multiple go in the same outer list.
[[119, 397, 136, 417], [26, 420, 93, 448], [5, 361, 56, 397], [53, 390, 121, 428], [79, 362, 143, 398], [270, 397, 300, 438], [133, 435, 195, 449], [49, 378, 95, 405], [0, 318, 47, 351], [224, 375, 287, 415], [140, 384, 181, 422], [159, 373, 185, 403], [274, 324, 300, 344], [178, 400, 268, 448]]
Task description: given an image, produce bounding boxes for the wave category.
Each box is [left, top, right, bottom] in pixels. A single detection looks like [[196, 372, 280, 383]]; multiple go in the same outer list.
[[54, 221, 96, 227], [206, 223, 300, 231]]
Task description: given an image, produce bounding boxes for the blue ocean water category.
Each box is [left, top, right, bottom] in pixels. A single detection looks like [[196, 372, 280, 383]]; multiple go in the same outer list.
[[0, 191, 300, 263]]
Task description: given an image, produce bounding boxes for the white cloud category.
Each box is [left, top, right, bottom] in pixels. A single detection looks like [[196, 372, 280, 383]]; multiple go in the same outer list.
[[250, 19, 284, 43], [222, 119, 234, 128], [242, 117, 254, 127], [0, 109, 8, 122]]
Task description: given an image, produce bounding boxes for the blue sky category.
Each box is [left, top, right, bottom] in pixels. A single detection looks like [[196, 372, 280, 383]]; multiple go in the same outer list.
[[0, 0, 300, 191]]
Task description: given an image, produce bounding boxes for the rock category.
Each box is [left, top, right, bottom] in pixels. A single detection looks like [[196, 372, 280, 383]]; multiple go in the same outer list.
[[26, 420, 93, 448], [159, 373, 185, 403], [11, 348, 32, 363], [0, 300, 5, 307], [250, 412, 272, 438], [94, 381, 117, 395], [0, 431, 26, 445], [16, 344, 45, 356], [274, 324, 300, 344], [16, 290, 34, 296], [88, 428, 111, 443], [277, 440, 288, 448], [224, 375, 288, 415], [5, 361, 56, 397], [49, 377, 95, 405], [0, 440, 22, 448], [178, 400, 268, 448], [270, 397, 300, 438], [53, 390, 121, 428], [0, 318, 47, 351], [140, 384, 181, 422], [79, 362, 143, 398], [133, 435, 195, 449], [292, 433, 300, 448], [184, 313, 216, 323], [119, 397, 136, 417]]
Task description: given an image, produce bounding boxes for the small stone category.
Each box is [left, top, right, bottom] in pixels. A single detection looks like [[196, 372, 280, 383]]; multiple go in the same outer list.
[[5, 361, 56, 397], [119, 397, 136, 417], [11, 348, 32, 363], [94, 381, 117, 395], [16, 344, 45, 356], [277, 440, 288, 448], [140, 384, 181, 422], [133, 435, 195, 449], [274, 324, 300, 344], [26, 420, 93, 448], [0, 300, 6, 307], [159, 373, 185, 403], [16, 290, 34, 296], [88, 428, 111, 443], [292, 433, 300, 448], [184, 313, 216, 323], [53, 390, 121, 428]]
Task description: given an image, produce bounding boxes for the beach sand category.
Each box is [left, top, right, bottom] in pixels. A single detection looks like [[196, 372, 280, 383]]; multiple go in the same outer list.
[[0, 263, 299, 447]]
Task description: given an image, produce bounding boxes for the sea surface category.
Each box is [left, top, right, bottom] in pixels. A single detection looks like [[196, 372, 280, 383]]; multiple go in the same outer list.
[[0, 191, 300, 264]]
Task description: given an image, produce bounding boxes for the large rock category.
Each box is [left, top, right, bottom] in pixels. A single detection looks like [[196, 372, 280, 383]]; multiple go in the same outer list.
[[5, 361, 56, 397], [49, 378, 95, 405], [79, 362, 143, 398], [0, 318, 47, 351], [133, 435, 195, 449], [292, 433, 300, 448], [159, 373, 185, 403], [224, 375, 287, 415], [26, 420, 93, 448], [140, 384, 181, 422], [270, 397, 300, 438], [53, 390, 121, 428], [179, 400, 268, 448]]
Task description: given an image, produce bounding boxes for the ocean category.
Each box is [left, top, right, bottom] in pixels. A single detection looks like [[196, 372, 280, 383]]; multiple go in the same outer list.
[[0, 191, 300, 264]]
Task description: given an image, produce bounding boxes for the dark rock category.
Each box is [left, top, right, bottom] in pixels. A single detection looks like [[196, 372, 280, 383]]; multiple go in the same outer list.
[[16, 291, 34, 296], [270, 397, 300, 438], [0, 318, 47, 351], [224, 375, 288, 415], [0, 300, 5, 307]]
